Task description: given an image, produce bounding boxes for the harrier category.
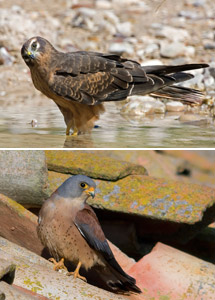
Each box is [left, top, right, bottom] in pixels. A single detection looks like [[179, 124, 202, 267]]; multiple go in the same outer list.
[[21, 37, 208, 135], [37, 174, 141, 294]]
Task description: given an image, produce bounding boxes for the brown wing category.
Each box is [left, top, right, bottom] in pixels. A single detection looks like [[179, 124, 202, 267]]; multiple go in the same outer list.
[[74, 204, 135, 282], [49, 52, 149, 105], [49, 51, 208, 105]]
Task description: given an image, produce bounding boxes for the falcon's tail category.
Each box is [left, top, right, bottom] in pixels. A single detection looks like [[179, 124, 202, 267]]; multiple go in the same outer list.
[[139, 63, 208, 105], [95, 262, 141, 294]]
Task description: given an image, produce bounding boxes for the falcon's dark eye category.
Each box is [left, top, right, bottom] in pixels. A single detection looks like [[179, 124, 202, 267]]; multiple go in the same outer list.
[[80, 182, 87, 188], [31, 41, 37, 50]]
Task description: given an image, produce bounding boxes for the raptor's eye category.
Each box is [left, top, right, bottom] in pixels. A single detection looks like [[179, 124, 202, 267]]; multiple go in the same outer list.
[[80, 182, 87, 189], [31, 41, 37, 50]]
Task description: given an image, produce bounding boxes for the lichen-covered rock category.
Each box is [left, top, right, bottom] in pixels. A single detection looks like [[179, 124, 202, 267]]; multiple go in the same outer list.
[[0, 237, 127, 300], [0, 282, 48, 300], [45, 150, 147, 180], [47, 172, 215, 226], [0, 151, 48, 206]]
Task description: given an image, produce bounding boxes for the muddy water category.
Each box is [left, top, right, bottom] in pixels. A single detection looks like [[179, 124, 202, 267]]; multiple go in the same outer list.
[[0, 103, 215, 148]]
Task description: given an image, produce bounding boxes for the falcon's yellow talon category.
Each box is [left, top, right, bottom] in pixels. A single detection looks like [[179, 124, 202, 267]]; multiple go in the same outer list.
[[67, 261, 87, 282], [49, 257, 67, 271]]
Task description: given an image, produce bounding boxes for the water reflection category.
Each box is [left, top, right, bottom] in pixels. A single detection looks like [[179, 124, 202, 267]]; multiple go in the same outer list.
[[0, 103, 214, 148]]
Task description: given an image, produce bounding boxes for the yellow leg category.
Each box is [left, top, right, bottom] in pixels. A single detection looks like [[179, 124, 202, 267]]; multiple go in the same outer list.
[[67, 261, 87, 282], [71, 127, 79, 136], [66, 125, 72, 135], [66, 120, 74, 135], [49, 257, 67, 272], [66, 125, 79, 136]]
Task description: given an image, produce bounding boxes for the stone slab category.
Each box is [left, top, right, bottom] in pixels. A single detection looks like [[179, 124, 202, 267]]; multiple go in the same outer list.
[[45, 150, 147, 181], [129, 242, 215, 300], [0, 151, 48, 207]]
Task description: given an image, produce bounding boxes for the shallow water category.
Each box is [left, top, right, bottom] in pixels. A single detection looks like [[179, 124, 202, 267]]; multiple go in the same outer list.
[[0, 103, 215, 148]]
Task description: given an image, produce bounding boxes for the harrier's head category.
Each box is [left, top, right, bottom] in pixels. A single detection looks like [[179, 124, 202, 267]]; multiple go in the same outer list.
[[21, 36, 54, 66]]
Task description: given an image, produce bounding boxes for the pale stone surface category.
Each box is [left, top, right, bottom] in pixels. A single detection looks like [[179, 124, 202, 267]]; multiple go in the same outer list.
[[0, 151, 48, 206]]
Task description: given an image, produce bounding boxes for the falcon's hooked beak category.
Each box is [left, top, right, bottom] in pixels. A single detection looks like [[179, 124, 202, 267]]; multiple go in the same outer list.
[[85, 187, 95, 198]]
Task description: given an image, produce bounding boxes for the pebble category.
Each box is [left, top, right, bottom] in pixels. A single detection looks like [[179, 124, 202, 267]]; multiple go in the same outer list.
[[116, 22, 132, 37], [144, 43, 159, 55], [181, 72, 205, 90], [178, 10, 200, 20], [204, 75, 215, 88], [208, 64, 215, 79], [160, 42, 186, 58], [166, 101, 185, 112], [108, 42, 134, 55], [120, 96, 166, 116], [204, 42, 215, 50], [0, 91, 6, 97], [192, 0, 206, 7], [184, 46, 195, 57], [71, 8, 126, 36], [171, 57, 189, 65], [153, 25, 190, 42], [179, 114, 209, 125], [95, 0, 112, 9], [0, 7, 58, 51], [0, 47, 15, 66]]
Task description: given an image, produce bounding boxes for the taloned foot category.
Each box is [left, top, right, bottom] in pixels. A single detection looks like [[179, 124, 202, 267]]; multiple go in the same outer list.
[[66, 126, 79, 136], [49, 257, 68, 272], [71, 130, 78, 136], [67, 261, 87, 282]]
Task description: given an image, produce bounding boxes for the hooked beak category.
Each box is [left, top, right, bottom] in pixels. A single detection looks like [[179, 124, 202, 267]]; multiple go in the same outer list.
[[27, 51, 35, 59], [85, 187, 95, 198], [21, 46, 35, 61]]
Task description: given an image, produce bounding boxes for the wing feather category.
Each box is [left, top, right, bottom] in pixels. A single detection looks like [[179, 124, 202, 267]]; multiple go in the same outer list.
[[49, 52, 147, 105], [48, 51, 207, 105], [74, 204, 134, 281]]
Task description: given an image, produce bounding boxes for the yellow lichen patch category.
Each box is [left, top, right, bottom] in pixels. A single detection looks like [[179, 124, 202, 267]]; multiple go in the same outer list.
[[31, 286, 42, 293], [88, 175, 215, 224], [47, 172, 215, 224], [23, 278, 43, 288], [45, 150, 147, 181]]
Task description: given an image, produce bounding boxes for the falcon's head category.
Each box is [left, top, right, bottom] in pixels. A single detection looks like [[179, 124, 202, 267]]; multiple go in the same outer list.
[[56, 175, 96, 202], [21, 36, 54, 66]]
